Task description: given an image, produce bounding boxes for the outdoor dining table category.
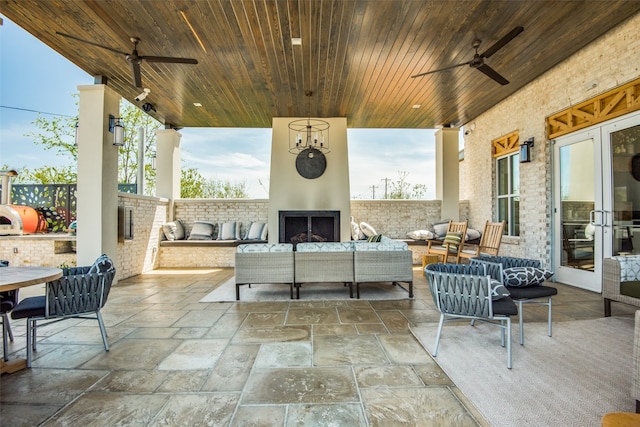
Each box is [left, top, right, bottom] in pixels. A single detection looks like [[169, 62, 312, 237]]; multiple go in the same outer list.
[[0, 266, 62, 374]]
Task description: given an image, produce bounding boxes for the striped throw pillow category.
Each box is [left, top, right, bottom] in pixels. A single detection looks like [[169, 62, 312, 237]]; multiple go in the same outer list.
[[443, 231, 462, 250]]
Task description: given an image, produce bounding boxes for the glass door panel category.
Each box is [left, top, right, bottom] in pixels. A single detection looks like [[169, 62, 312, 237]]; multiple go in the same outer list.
[[608, 123, 640, 256], [553, 130, 602, 291]]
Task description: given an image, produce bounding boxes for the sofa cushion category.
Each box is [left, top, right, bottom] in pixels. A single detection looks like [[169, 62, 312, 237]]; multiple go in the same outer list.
[[407, 229, 435, 240], [237, 243, 293, 253], [188, 221, 215, 240], [614, 255, 640, 282], [503, 267, 554, 287], [621, 281, 640, 299], [296, 242, 354, 252], [466, 228, 481, 242]]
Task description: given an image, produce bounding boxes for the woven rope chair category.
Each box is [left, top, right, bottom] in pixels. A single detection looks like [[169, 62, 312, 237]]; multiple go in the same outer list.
[[424, 263, 518, 368], [470, 255, 557, 345], [11, 255, 115, 368]]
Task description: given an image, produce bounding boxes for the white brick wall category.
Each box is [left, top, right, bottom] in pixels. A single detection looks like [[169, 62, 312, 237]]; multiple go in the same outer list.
[[462, 13, 640, 264]]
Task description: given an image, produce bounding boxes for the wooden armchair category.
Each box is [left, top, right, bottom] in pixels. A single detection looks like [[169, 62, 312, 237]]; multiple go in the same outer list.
[[426, 220, 468, 263], [459, 220, 505, 261]]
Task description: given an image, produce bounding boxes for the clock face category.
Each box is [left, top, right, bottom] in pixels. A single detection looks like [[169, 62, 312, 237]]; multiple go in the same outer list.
[[295, 147, 327, 179]]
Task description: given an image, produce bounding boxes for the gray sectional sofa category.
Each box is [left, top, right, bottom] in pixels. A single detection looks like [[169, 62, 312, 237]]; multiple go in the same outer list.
[[234, 236, 413, 300]]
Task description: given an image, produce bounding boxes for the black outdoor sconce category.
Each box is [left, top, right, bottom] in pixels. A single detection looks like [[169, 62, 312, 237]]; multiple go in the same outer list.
[[520, 137, 534, 163]]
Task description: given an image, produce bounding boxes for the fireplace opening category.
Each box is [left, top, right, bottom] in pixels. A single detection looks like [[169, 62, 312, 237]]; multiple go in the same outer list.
[[279, 210, 340, 246]]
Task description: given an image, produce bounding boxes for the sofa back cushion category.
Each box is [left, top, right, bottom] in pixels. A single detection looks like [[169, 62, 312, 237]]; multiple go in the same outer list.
[[613, 255, 640, 282]]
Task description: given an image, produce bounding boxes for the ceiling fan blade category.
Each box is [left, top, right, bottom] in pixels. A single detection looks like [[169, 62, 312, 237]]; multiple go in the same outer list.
[[56, 32, 128, 56], [141, 56, 198, 64], [411, 61, 471, 78], [130, 61, 142, 87], [480, 26, 524, 59], [476, 64, 509, 85]]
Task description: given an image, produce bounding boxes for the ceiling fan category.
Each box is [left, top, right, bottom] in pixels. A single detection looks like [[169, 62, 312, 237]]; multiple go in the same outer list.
[[56, 32, 198, 88], [411, 26, 524, 85]]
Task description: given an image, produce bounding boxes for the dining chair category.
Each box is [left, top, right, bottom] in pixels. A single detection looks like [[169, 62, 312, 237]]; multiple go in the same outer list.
[[470, 255, 557, 345], [424, 262, 518, 368], [0, 260, 19, 362], [11, 255, 115, 368]]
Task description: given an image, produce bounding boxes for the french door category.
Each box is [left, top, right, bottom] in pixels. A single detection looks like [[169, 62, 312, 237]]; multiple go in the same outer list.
[[553, 111, 639, 291]]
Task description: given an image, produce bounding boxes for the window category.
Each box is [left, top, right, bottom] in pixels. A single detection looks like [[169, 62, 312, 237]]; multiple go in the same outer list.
[[497, 153, 520, 236]]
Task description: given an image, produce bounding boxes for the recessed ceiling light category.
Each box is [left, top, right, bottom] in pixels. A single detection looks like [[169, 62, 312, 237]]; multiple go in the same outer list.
[[193, 102, 202, 107], [412, 104, 421, 109], [292, 38, 302, 46]]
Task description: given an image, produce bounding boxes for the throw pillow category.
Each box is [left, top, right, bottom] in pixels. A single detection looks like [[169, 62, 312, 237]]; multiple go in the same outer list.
[[466, 228, 481, 242], [218, 221, 241, 240], [351, 221, 365, 240], [407, 229, 435, 240], [360, 222, 377, 237], [88, 254, 113, 274], [188, 221, 215, 240], [162, 222, 178, 241], [432, 220, 451, 238], [490, 279, 510, 300], [367, 234, 383, 243], [260, 223, 268, 240], [162, 218, 187, 241], [443, 231, 462, 250], [503, 267, 554, 287], [174, 218, 186, 240], [244, 221, 266, 240]]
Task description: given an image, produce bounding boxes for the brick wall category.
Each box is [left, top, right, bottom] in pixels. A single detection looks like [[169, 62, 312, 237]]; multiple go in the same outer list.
[[462, 12, 640, 265]]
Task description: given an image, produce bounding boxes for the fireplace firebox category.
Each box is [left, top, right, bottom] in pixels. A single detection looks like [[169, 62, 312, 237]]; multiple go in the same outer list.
[[279, 210, 340, 246]]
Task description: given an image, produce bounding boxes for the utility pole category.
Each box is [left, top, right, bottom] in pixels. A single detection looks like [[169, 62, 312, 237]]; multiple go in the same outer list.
[[381, 177, 391, 199], [369, 185, 378, 199]]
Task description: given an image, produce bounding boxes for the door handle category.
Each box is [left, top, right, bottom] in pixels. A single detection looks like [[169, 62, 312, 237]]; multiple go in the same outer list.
[[590, 210, 609, 227]]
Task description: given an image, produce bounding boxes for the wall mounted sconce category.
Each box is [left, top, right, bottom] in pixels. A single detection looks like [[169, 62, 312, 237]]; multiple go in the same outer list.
[[520, 137, 534, 163], [109, 115, 125, 146]]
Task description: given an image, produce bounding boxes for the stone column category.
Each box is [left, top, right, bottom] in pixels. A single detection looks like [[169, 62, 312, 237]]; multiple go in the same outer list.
[[76, 84, 120, 266], [435, 127, 460, 220]]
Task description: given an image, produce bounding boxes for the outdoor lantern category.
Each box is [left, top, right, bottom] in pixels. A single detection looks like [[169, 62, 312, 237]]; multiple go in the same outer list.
[[520, 137, 534, 163], [109, 115, 125, 146]]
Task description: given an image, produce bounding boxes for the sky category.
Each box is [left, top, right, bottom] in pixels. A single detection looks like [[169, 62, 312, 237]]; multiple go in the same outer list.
[[0, 15, 440, 199]]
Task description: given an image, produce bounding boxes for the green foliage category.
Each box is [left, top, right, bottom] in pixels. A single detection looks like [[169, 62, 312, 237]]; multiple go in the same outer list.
[[180, 167, 248, 198], [387, 171, 427, 199], [19, 94, 246, 199]]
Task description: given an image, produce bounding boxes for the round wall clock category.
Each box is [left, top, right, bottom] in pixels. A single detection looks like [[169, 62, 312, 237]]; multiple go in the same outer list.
[[295, 147, 327, 179]]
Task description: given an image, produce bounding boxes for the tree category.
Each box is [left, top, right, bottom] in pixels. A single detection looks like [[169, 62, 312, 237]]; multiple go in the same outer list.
[[387, 171, 427, 199], [18, 94, 248, 198], [181, 167, 248, 198]]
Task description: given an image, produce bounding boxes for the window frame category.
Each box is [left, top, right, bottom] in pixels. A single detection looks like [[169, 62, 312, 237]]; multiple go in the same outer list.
[[496, 152, 520, 236]]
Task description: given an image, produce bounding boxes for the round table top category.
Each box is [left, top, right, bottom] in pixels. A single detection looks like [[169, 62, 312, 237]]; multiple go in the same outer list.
[[0, 266, 63, 291]]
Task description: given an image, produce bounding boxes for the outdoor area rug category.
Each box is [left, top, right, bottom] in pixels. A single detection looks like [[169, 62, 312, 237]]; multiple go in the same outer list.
[[200, 276, 411, 302], [410, 316, 635, 427]]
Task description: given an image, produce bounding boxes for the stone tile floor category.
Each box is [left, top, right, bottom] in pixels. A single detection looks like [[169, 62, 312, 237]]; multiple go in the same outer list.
[[0, 267, 635, 426]]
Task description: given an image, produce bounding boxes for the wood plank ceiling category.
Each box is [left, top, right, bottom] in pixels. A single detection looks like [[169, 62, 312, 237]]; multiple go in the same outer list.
[[2, 0, 639, 129]]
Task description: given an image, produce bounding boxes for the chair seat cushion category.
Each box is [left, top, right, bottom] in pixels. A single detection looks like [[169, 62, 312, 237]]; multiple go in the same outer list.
[[10, 296, 46, 319], [492, 296, 518, 316], [620, 281, 640, 299], [506, 285, 558, 300]]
